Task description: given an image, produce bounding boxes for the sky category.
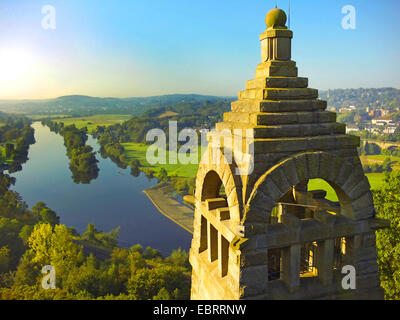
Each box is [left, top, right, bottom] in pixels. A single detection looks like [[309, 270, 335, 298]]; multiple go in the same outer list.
[[0, 0, 399, 99]]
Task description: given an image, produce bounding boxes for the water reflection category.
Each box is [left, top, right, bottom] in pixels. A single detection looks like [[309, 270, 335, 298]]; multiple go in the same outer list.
[[11, 122, 192, 255]]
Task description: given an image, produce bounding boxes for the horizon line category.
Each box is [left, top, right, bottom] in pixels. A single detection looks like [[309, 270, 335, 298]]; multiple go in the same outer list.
[[0, 87, 399, 102]]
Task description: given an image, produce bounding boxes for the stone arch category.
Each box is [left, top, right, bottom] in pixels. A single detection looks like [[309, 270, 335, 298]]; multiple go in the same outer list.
[[245, 151, 374, 222], [201, 171, 223, 201], [195, 147, 243, 223]]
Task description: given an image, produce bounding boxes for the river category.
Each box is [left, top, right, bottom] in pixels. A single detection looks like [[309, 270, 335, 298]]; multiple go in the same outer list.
[[10, 122, 192, 255]]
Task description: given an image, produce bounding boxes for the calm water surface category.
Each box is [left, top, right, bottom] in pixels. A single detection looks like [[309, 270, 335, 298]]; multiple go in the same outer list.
[[10, 122, 192, 255]]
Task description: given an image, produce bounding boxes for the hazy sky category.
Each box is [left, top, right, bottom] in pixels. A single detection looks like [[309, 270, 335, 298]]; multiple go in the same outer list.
[[0, 0, 399, 99]]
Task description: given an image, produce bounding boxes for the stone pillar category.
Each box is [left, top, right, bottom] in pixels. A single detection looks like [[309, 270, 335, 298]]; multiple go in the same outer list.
[[260, 29, 293, 62], [219, 234, 229, 277], [199, 215, 208, 252], [282, 244, 300, 292], [316, 239, 334, 285], [208, 221, 218, 262]]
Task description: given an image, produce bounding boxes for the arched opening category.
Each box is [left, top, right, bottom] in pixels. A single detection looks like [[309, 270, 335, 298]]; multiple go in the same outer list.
[[201, 170, 225, 202], [199, 170, 231, 277], [267, 176, 353, 225], [266, 178, 349, 281]]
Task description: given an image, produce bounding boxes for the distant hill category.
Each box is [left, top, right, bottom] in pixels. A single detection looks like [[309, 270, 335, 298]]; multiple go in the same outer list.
[[0, 94, 234, 117], [319, 88, 400, 110]]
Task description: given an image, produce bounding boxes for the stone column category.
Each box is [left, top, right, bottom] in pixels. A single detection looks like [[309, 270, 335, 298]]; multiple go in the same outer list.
[[316, 239, 334, 285], [208, 221, 218, 262], [282, 244, 300, 292], [219, 234, 229, 277]]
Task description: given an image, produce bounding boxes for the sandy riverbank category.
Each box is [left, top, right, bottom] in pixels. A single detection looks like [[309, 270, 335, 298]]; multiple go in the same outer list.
[[143, 183, 194, 234]]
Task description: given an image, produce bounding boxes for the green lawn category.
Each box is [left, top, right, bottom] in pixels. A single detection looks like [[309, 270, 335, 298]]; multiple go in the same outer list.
[[121, 141, 392, 192], [54, 114, 133, 133], [308, 173, 388, 202], [122, 142, 206, 178], [360, 154, 400, 170], [365, 173, 387, 190]]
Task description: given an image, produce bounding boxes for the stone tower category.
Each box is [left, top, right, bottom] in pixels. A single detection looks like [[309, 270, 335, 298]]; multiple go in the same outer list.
[[189, 8, 387, 300]]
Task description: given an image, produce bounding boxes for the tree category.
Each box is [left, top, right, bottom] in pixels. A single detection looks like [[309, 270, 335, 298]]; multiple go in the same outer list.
[[19, 225, 34, 245], [83, 223, 97, 242], [31, 202, 60, 226], [28, 224, 84, 282], [0, 246, 10, 273], [158, 168, 169, 182], [5, 143, 14, 158], [167, 248, 190, 268], [373, 171, 400, 299]]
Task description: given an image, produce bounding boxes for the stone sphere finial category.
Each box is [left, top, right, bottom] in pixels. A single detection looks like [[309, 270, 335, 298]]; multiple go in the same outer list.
[[265, 8, 287, 28]]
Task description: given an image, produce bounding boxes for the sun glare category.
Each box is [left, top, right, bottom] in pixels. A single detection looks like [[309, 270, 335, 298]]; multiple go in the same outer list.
[[0, 48, 36, 95]]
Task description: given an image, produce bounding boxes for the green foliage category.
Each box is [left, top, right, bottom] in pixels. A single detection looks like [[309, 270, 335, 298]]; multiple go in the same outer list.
[[0, 247, 10, 273], [143, 246, 161, 259], [42, 120, 99, 184], [363, 157, 393, 173], [19, 225, 34, 245], [0, 218, 26, 271], [82, 224, 120, 250], [28, 224, 84, 279], [0, 115, 35, 172], [31, 202, 60, 226], [127, 264, 190, 300], [363, 142, 382, 155], [166, 248, 190, 268], [374, 171, 400, 299]]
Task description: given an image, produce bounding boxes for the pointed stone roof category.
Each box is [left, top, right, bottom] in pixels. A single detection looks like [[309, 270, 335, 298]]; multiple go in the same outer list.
[[214, 8, 359, 155]]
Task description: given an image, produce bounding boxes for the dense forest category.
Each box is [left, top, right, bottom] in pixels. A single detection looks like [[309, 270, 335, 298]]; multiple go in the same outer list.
[[0, 114, 35, 173]]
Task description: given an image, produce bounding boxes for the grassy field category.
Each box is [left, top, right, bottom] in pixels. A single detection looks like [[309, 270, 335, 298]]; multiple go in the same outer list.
[[53, 114, 133, 133], [360, 154, 400, 170], [308, 173, 387, 202], [27, 114, 70, 120], [120, 141, 392, 193], [122, 142, 205, 178]]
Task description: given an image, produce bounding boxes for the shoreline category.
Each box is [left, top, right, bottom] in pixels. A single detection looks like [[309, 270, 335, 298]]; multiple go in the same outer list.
[[143, 182, 194, 234]]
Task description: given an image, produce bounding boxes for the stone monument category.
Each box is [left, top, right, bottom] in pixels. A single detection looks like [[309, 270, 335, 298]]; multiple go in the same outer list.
[[189, 8, 387, 300]]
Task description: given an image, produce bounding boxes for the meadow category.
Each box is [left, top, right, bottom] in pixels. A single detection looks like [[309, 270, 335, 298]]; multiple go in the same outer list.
[[308, 173, 387, 202], [122, 142, 205, 178], [122, 142, 390, 201], [53, 114, 133, 133], [360, 154, 400, 171]]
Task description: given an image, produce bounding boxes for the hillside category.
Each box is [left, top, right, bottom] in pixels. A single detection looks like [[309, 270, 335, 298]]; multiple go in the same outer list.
[[0, 94, 234, 117], [319, 88, 400, 110]]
